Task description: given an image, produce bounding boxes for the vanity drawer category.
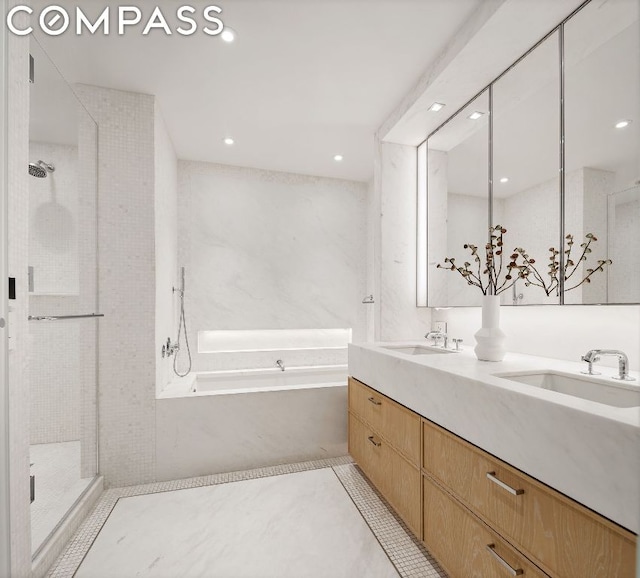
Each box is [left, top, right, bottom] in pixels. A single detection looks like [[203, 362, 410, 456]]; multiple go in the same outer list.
[[349, 412, 421, 536], [423, 475, 549, 578], [422, 419, 636, 578], [348, 377, 420, 466]]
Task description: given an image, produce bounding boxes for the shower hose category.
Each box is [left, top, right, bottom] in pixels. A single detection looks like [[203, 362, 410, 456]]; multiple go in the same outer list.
[[173, 291, 192, 377]]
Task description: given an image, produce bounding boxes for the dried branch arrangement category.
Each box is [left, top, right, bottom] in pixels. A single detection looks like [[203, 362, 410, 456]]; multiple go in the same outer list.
[[437, 226, 611, 296], [437, 225, 529, 295]]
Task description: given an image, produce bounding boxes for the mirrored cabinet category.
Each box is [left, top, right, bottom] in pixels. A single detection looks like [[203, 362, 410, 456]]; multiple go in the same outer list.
[[564, 0, 640, 305], [427, 90, 489, 307], [423, 0, 639, 307]]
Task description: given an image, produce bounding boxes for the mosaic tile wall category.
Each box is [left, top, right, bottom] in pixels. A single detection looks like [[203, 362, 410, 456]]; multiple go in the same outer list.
[[76, 104, 99, 480], [28, 141, 81, 445], [610, 195, 640, 303], [74, 84, 157, 488]]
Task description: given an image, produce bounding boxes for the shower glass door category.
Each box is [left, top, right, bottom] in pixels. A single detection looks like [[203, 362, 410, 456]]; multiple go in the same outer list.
[[28, 37, 99, 556]]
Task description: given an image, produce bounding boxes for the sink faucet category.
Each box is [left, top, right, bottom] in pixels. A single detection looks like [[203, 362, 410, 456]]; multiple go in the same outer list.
[[425, 331, 447, 348], [580, 351, 600, 375], [581, 350, 635, 381], [276, 359, 285, 372]]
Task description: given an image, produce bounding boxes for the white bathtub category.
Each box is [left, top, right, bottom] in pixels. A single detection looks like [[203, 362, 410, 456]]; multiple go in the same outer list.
[[160, 365, 348, 398], [155, 365, 348, 481]]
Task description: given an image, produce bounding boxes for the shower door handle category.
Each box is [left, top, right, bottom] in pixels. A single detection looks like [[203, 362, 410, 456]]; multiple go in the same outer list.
[[28, 313, 104, 321]]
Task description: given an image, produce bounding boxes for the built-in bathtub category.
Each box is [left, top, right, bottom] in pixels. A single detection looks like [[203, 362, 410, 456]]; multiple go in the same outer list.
[[155, 365, 348, 481]]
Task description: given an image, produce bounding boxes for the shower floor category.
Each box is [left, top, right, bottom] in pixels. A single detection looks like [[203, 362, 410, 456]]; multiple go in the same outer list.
[[30, 441, 94, 554]]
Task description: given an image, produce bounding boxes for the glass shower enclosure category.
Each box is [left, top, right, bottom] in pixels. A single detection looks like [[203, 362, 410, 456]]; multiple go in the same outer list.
[[27, 37, 99, 557]]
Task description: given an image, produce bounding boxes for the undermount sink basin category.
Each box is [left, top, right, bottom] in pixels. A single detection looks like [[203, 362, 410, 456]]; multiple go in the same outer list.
[[381, 345, 454, 355], [495, 371, 640, 408]]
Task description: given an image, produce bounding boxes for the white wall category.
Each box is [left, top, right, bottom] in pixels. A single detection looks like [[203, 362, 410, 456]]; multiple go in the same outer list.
[[378, 142, 431, 340], [365, 177, 376, 341], [439, 305, 640, 371], [154, 107, 178, 394], [177, 161, 368, 372], [371, 139, 383, 341]]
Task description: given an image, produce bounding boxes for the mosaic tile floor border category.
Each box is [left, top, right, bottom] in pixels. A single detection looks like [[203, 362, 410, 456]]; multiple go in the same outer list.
[[333, 464, 447, 578], [46, 456, 446, 578]]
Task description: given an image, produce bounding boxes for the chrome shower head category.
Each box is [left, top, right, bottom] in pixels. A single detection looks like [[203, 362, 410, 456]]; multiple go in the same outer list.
[[29, 163, 47, 178], [28, 160, 55, 178]]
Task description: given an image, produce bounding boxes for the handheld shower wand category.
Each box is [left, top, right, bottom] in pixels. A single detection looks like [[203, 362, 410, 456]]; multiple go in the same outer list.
[[173, 267, 185, 296], [172, 267, 192, 377]]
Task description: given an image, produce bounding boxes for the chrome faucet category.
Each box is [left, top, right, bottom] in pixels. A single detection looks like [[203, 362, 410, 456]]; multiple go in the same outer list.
[[162, 337, 179, 358], [580, 351, 600, 375], [425, 331, 447, 348], [581, 350, 635, 381], [276, 359, 285, 372]]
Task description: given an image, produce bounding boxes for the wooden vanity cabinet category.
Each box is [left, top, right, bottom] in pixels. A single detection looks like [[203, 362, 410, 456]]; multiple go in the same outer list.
[[422, 419, 637, 578], [347, 377, 421, 536], [347, 376, 637, 578], [423, 474, 549, 578]]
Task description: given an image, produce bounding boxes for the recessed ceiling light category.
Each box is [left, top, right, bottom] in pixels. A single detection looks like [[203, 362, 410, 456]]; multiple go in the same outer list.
[[468, 111, 484, 120], [500, 177, 509, 183], [615, 119, 631, 129], [223, 137, 234, 145], [221, 28, 235, 42], [333, 154, 344, 162], [429, 102, 445, 112]]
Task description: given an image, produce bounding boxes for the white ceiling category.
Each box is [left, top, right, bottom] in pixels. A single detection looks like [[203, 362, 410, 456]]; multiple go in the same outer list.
[[30, 0, 482, 182], [382, 0, 591, 145]]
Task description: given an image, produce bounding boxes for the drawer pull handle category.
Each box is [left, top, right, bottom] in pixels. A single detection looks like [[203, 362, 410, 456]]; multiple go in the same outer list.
[[486, 544, 523, 576], [486, 471, 524, 496], [367, 435, 381, 447], [367, 396, 382, 406]]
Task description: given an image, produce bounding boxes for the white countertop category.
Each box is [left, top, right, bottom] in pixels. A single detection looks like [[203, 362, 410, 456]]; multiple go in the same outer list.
[[348, 342, 640, 533]]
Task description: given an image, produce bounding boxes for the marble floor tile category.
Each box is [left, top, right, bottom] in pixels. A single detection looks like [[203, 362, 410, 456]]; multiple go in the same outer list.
[[30, 441, 94, 554], [75, 468, 400, 578]]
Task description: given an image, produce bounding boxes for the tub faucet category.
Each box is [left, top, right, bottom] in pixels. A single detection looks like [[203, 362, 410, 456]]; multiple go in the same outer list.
[[276, 359, 285, 372], [581, 350, 635, 381]]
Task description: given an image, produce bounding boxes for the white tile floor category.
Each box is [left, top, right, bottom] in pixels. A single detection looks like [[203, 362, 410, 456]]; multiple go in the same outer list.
[[47, 457, 447, 578], [76, 468, 399, 578], [30, 441, 95, 555]]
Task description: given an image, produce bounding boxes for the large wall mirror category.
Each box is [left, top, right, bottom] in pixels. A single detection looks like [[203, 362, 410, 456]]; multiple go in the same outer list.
[[493, 32, 560, 306], [564, 0, 639, 304], [425, 0, 639, 307], [427, 90, 489, 307]]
